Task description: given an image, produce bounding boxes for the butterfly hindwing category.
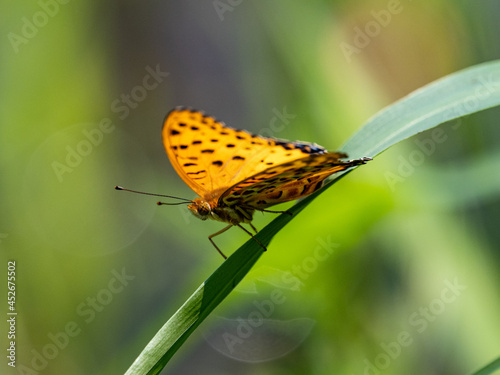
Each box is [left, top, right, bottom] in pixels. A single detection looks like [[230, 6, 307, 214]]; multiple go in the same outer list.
[[162, 107, 329, 199], [220, 153, 363, 208]]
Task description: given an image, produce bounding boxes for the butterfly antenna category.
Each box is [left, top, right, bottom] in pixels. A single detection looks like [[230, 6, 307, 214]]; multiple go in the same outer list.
[[157, 201, 191, 206], [115, 186, 192, 205]]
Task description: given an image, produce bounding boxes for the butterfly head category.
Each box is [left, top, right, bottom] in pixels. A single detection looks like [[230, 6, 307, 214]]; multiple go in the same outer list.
[[188, 198, 212, 221], [187, 196, 254, 225]]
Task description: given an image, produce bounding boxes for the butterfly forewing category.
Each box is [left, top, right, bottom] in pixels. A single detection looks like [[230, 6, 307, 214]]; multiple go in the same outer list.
[[163, 108, 329, 200]]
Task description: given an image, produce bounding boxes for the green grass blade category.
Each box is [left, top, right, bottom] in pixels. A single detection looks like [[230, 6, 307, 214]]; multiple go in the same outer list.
[[124, 60, 500, 375], [469, 356, 500, 375], [125, 203, 303, 375], [341, 60, 500, 158]]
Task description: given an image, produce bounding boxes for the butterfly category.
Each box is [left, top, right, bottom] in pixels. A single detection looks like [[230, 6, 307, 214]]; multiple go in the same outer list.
[[149, 107, 371, 259]]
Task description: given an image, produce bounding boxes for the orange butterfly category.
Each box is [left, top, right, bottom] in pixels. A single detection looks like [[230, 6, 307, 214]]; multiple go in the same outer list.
[[154, 107, 370, 258]]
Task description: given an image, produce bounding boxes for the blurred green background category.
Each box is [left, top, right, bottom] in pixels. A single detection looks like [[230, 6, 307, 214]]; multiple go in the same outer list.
[[2, 1, 500, 374]]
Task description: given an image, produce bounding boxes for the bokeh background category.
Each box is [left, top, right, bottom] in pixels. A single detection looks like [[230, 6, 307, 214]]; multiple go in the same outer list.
[[2, 1, 500, 374]]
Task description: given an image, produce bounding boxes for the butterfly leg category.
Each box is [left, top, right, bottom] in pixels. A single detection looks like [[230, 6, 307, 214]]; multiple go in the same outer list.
[[241, 205, 293, 216], [236, 223, 267, 252], [257, 208, 293, 216], [208, 225, 233, 259], [249, 222, 258, 234]]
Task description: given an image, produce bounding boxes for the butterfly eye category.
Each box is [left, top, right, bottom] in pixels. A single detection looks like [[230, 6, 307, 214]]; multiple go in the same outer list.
[[198, 204, 210, 216], [188, 199, 211, 220]]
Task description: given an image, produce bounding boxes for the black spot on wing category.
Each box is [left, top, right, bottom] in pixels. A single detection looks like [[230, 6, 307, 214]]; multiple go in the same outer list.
[[276, 142, 294, 150], [273, 139, 327, 154], [224, 196, 239, 203], [187, 170, 205, 176], [313, 181, 323, 191], [186, 169, 207, 180]]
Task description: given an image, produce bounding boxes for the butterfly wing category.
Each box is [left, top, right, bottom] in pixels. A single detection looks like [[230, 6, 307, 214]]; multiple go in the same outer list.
[[162, 107, 330, 199], [220, 153, 369, 209]]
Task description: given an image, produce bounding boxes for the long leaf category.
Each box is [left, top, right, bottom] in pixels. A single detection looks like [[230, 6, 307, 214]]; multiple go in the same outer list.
[[469, 356, 500, 375], [124, 60, 500, 375]]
